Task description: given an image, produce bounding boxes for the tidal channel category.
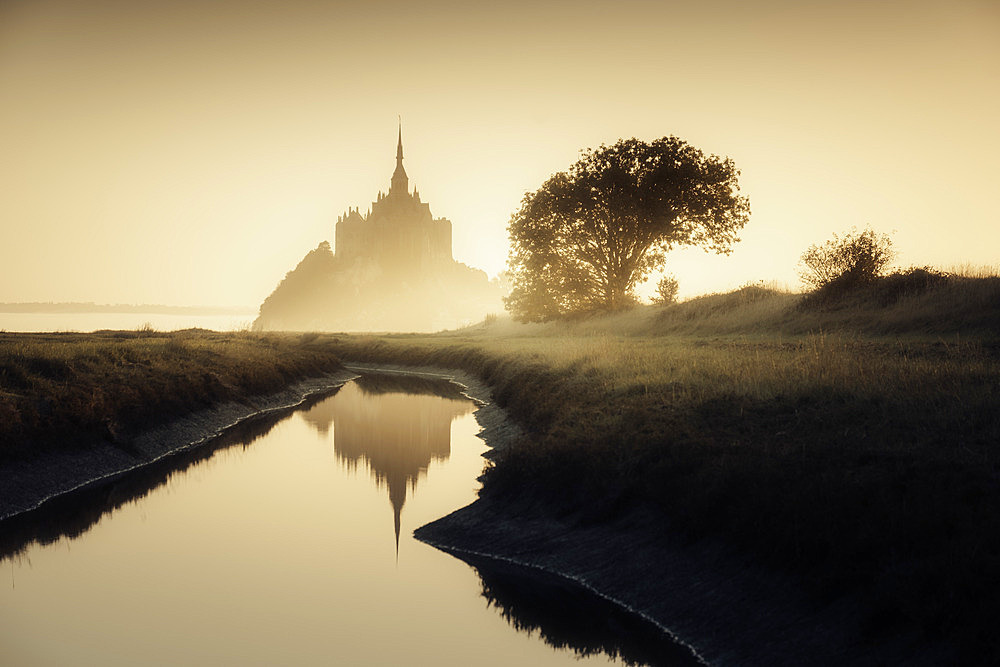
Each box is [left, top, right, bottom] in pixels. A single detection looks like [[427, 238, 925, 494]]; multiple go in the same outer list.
[[0, 374, 696, 666]]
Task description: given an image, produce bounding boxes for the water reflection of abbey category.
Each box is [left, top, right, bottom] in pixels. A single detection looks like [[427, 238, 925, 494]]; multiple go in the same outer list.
[[300, 378, 474, 552]]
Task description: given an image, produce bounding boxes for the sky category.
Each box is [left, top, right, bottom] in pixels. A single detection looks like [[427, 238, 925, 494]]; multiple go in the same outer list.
[[1, 0, 997, 307]]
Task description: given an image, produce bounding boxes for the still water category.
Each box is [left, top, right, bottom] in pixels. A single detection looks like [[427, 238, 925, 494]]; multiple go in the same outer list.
[[0, 376, 693, 666]]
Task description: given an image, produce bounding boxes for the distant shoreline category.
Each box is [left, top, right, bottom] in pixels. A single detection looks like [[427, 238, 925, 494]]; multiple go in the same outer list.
[[0, 302, 256, 315]]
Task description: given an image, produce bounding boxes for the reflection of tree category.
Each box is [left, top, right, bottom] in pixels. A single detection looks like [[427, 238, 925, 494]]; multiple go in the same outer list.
[[300, 375, 474, 552], [451, 551, 699, 667]]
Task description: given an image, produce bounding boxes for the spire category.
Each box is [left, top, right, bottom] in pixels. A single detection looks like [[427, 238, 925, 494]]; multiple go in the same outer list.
[[390, 119, 408, 195], [396, 119, 403, 163]]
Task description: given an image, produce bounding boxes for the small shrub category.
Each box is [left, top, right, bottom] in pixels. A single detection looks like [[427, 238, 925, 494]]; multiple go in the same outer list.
[[800, 266, 952, 310], [870, 267, 949, 305], [652, 275, 680, 305], [798, 227, 895, 291]]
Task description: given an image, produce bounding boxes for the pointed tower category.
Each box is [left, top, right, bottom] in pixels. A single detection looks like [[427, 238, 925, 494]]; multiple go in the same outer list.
[[390, 122, 408, 195]]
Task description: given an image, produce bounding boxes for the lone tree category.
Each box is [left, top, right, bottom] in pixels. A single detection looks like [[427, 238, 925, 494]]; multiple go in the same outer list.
[[504, 136, 750, 321], [653, 274, 680, 305]]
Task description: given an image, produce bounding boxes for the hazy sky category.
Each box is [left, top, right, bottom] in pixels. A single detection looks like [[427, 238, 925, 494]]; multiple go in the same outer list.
[[1, 0, 997, 306]]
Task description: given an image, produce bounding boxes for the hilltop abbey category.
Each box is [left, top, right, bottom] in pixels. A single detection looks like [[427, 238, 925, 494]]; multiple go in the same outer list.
[[254, 127, 502, 332], [335, 127, 453, 273]]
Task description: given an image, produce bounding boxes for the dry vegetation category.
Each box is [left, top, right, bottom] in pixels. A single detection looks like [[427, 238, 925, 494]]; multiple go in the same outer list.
[[1, 269, 998, 659], [313, 270, 1000, 660], [0, 329, 344, 462]]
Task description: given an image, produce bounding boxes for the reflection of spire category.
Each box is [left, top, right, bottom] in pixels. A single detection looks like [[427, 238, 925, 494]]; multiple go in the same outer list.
[[389, 476, 406, 558], [299, 378, 474, 558]]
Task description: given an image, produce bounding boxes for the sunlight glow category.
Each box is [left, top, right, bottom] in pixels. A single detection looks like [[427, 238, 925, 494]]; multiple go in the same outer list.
[[1, 0, 997, 307]]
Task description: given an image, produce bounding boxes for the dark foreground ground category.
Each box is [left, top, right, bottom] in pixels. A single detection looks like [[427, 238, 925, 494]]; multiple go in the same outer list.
[[2, 275, 999, 663]]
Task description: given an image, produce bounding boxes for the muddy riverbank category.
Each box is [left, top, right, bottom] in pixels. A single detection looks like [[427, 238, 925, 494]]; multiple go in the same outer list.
[[342, 363, 946, 665], [0, 358, 960, 665], [0, 370, 359, 522]]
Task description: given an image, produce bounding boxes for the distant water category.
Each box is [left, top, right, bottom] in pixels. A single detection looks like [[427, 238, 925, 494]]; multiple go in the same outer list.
[[0, 312, 255, 333]]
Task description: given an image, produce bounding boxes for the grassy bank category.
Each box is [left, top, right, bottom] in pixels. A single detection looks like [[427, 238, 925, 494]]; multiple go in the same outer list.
[[315, 274, 1000, 660], [0, 329, 344, 463], [3, 273, 998, 659]]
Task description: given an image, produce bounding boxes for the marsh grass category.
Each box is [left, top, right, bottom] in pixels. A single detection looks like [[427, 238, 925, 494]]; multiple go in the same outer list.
[[0, 329, 343, 461], [314, 274, 1000, 659], [2, 273, 998, 658]]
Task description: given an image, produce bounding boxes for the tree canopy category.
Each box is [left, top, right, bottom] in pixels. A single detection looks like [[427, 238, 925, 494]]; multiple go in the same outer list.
[[504, 136, 750, 321]]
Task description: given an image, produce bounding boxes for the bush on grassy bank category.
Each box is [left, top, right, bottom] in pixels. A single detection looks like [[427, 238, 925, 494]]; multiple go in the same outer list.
[[0, 330, 344, 462], [530, 270, 1000, 339], [800, 267, 949, 308], [797, 227, 895, 290], [796, 269, 1000, 337]]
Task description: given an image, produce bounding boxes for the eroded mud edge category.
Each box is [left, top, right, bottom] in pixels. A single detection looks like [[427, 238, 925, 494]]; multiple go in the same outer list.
[[0, 370, 360, 521]]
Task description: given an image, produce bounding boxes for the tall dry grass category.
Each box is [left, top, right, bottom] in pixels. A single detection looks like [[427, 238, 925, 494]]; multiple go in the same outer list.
[[2, 271, 997, 658], [466, 269, 999, 340], [0, 329, 344, 461], [317, 276, 1000, 659]]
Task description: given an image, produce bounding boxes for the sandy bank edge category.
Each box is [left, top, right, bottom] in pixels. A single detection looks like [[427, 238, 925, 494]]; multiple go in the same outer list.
[[0, 369, 360, 521], [346, 362, 945, 667]]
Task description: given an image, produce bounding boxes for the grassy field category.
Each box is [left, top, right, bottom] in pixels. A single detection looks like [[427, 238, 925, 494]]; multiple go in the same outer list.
[[0, 329, 344, 462], [315, 272, 1000, 660], [2, 270, 998, 659]]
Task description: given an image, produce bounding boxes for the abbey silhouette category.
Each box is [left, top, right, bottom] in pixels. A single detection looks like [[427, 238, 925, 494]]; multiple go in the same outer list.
[[254, 126, 502, 332], [335, 126, 453, 273]]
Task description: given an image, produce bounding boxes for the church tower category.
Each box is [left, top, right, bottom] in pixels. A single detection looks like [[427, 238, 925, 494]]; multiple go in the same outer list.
[[333, 124, 453, 270], [390, 123, 408, 195]]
